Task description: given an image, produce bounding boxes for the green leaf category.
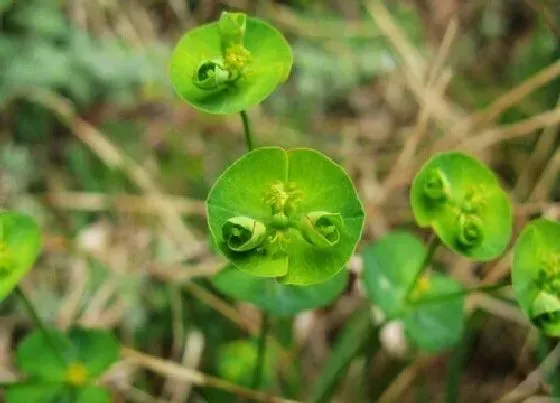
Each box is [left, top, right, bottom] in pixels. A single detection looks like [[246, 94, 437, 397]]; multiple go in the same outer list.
[[16, 329, 69, 382], [403, 275, 464, 353], [0, 211, 42, 302], [410, 152, 512, 261], [67, 328, 120, 377], [4, 383, 109, 403], [207, 147, 364, 285], [361, 231, 464, 352], [4, 383, 66, 403], [213, 264, 347, 316], [15, 328, 119, 382], [76, 386, 111, 403], [309, 307, 375, 403], [170, 13, 292, 114], [512, 219, 560, 336], [217, 340, 276, 388]]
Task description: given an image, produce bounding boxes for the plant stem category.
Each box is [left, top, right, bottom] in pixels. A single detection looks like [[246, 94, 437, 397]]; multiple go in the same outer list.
[[240, 110, 254, 152], [412, 282, 510, 306], [13, 286, 67, 367], [251, 312, 270, 390], [406, 236, 440, 299]]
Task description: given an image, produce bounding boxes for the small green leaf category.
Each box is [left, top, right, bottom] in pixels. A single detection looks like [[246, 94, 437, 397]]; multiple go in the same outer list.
[[170, 13, 292, 114], [0, 211, 42, 302], [512, 219, 560, 336], [361, 231, 464, 352], [16, 329, 69, 382], [207, 147, 364, 285], [213, 264, 347, 316], [404, 275, 464, 353], [76, 386, 111, 403], [5, 383, 65, 403], [67, 328, 119, 377], [410, 152, 512, 261]]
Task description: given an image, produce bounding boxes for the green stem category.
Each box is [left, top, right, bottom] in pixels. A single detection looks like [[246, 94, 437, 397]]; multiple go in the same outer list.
[[406, 236, 440, 299], [240, 110, 254, 152], [14, 286, 67, 367], [251, 312, 270, 390], [412, 282, 510, 306]]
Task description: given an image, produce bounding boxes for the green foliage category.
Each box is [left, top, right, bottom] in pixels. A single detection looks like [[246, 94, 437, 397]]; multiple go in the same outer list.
[[206, 147, 364, 285], [6, 327, 119, 403], [411, 152, 512, 261], [217, 339, 277, 388], [170, 11, 293, 114], [512, 219, 560, 336], [0, 0, 168, 107], [213, 265, 347, 316], [0, 211, 41, 302], [361, 231, 464, 352], [309, 307, 376, 403]]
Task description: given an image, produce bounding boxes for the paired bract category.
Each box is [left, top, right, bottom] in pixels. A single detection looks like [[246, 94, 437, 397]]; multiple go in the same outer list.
[[207, 147, 364, 286], [411, 152, 512, 261], [170, 11, 293, 114], [512, 219, 560, 336]]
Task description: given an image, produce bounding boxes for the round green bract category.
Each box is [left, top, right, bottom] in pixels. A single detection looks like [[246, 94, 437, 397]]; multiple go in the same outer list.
[[361, 231, 464, 352], [170, 15, 292, 114], [213, 264, 347, 316], [512, 219, 560, 336], [207, 147, 365, 285], [0, 211, 41, 302], [411, 152, 512, 261]]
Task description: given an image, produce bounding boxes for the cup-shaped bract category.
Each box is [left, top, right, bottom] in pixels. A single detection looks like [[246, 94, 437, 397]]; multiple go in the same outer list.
[[361, 231, 464, 352], [221, 216, 266, 252], [170, 11, 293, 115], [0, 211, 41, 302], [411, 152, 512, 261], [300, 211, 343, 248], [512, 219, 560, 336], [206, 147, 364, 286]]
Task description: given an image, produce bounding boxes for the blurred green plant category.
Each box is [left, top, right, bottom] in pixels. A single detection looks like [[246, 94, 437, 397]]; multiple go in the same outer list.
[[5, 328, 119, 403]]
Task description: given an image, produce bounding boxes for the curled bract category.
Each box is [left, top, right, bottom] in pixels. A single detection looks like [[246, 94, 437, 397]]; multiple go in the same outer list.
[[222, 217, 266, 252], [457, 214, 484, 249], [423, 168, 451, 202], [530, 291, 560, 334], [218, 12, 247, 53], [193, 60, 236, 90], [300, 211, 343, 248]]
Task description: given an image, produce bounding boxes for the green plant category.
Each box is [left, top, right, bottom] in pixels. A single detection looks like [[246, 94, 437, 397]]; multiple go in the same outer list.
[[170, 10, 364, 393], [5, 328, 119, 403], [512, 218, 560, 336], [362, 152, 513, 353], [0, 211, 119, 403]]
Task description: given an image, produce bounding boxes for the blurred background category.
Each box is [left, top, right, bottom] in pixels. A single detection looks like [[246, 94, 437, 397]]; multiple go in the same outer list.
[[0, 0, 559, 402]]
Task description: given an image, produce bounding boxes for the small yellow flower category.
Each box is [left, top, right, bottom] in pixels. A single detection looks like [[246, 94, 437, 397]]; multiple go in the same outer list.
[[66, 362, 88, 386]]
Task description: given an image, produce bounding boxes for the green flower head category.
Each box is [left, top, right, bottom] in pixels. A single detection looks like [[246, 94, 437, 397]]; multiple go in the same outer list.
[[207, 147, 364, 286], [170, 11, 293, 115]]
